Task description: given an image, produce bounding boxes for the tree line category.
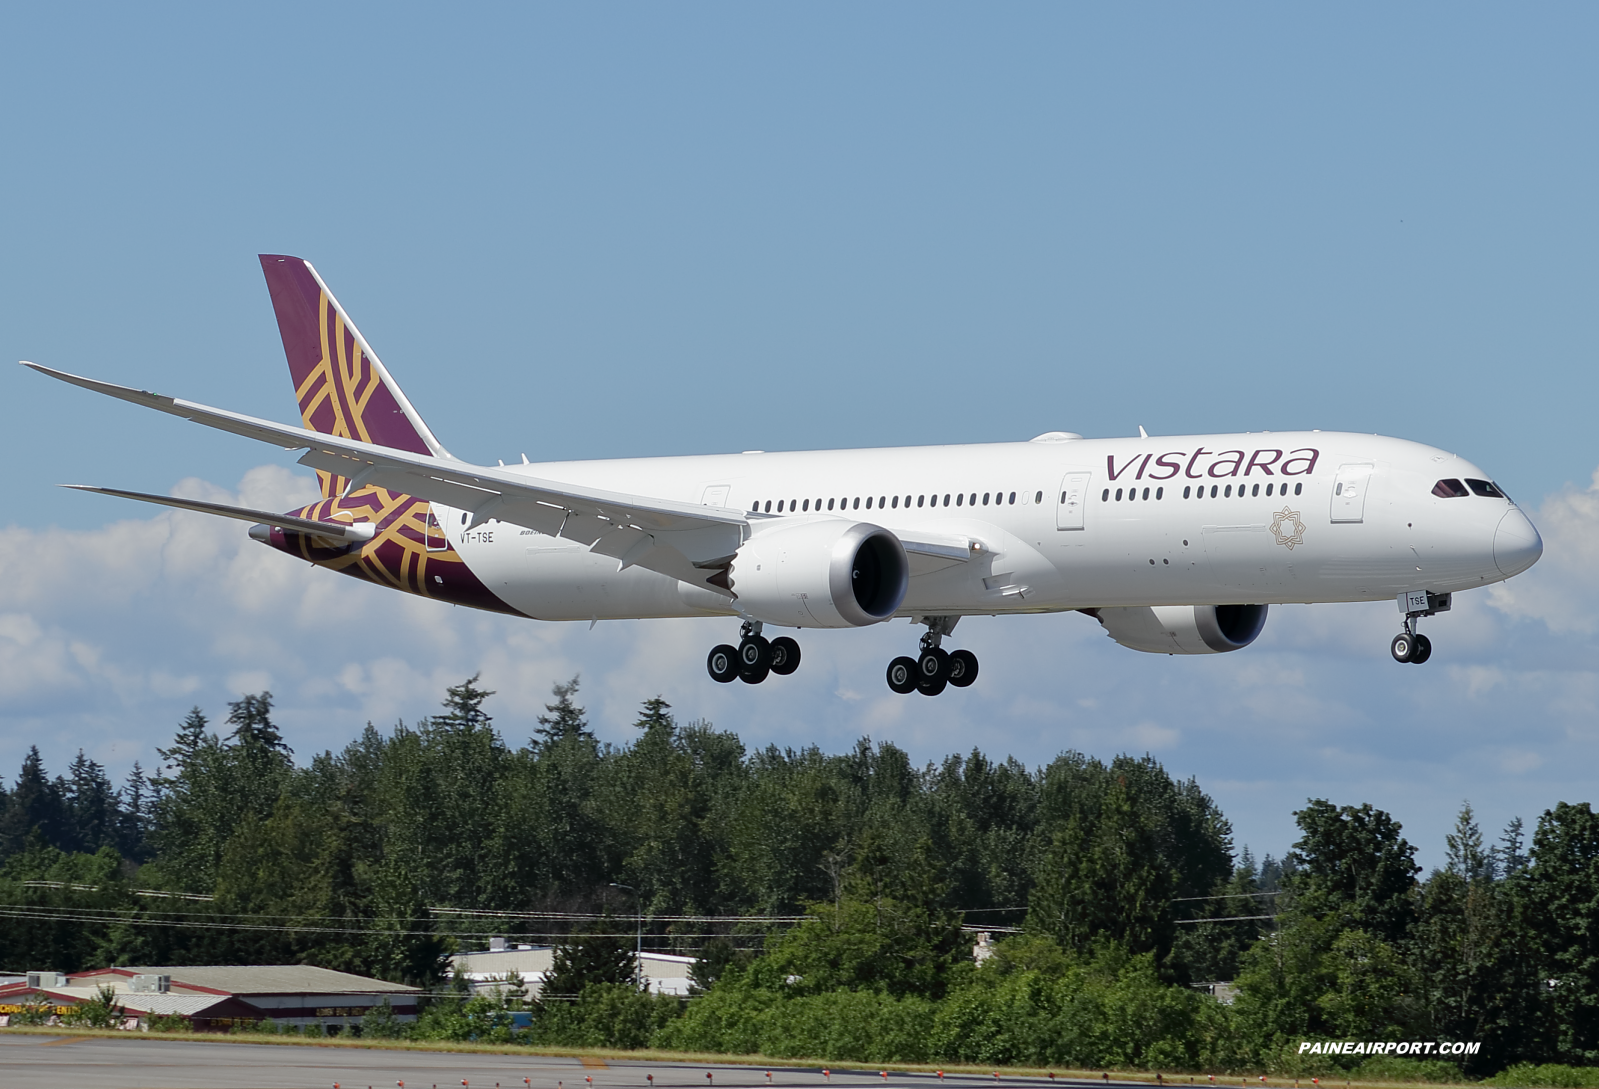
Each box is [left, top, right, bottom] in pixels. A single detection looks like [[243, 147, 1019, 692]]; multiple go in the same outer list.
[[0, 678, 1595, 1078]]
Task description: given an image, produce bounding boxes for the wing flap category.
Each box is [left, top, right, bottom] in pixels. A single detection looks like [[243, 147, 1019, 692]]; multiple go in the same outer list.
[[896, 533, 985, 576]]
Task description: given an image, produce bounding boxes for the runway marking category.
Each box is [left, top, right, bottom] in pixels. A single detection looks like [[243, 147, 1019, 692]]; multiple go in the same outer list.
[[582, 1057, 611, 1068]]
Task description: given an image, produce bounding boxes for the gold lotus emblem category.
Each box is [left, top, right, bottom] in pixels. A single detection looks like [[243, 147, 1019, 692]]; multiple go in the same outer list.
[[1270, 507, 1306, 550]]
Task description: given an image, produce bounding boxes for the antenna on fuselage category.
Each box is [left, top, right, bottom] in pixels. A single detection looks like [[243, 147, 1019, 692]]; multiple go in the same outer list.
[[1138, 425, 1149, 439]]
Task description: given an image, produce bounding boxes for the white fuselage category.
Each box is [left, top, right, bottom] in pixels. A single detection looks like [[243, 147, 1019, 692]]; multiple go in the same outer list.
[[435, 430, 1540, 625]]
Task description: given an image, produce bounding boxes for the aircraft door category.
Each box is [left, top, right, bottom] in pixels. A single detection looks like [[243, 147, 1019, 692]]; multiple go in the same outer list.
[[1057, 471, 1092, 530], [1329, 464, 1374, 523], [701, 484, 731, 508], [425, 507, 448, 551]]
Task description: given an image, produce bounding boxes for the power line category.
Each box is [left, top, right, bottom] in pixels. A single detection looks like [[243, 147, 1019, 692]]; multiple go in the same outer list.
[[431, 907, 809, 923], [1170, 890, 1282, 902], [19, 881, 213, 901], [0, 908, 760, 941]]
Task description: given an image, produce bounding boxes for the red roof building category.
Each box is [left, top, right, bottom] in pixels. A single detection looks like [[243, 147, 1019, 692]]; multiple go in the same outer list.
[[0, 966, 420, 1032]]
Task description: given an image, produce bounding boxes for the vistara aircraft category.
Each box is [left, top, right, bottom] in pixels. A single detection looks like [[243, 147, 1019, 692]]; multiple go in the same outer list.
[[24, 255, 1543, 694]]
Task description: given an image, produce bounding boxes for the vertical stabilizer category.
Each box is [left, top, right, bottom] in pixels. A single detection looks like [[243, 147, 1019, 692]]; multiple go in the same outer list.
[[259, 256, 450, 498]]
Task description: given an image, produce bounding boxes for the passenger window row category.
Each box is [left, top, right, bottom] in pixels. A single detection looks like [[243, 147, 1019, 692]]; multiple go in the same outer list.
[[749, 490, 1033, 515], [1433, 478, 1506, 499], [1102, 486, 1166, 502], [1100, 481, 1304, 502]]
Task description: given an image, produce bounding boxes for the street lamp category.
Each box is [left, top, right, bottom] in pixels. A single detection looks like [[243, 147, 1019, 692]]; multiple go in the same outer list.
[[609, 882, 642, 988]]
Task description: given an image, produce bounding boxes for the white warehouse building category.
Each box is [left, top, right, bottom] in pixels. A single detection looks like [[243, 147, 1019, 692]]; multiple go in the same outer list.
[[449, 938, 696, 999]]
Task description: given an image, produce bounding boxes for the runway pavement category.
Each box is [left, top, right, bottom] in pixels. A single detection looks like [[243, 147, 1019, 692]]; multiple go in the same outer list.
[[0, 1035, 1166, 1089]]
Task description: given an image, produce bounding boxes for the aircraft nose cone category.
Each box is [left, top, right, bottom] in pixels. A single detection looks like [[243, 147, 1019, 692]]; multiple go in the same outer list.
[[1494, 507, 1543, 577]]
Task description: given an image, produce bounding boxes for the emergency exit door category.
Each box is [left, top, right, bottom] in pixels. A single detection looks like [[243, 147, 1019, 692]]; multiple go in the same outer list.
[[1330, 464, 1373, 523], [1057, 472, 1092, 530]]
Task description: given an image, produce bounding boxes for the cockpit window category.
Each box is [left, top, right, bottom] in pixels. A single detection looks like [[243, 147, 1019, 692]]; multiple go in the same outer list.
[[1465, 478, 1505, 499], [1432, 478, 1469, 498]]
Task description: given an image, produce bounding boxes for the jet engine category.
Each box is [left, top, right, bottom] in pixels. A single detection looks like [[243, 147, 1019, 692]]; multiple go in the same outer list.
[[730, 519, 909, 628], [1088, 604, 1268, 655]]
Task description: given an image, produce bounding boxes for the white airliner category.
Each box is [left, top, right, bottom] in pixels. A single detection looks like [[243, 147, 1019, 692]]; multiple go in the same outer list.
[[24, 255, 1543, 694]]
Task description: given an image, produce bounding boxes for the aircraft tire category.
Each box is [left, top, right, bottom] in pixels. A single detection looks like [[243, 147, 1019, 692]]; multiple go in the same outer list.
[[917, 648, 951, 695], [886, 656, 918, 694], [1390, 633, 1414, 663], [739, 635, 771, 669], [947, 649, 979, 688], [708, 645, 739, 683], [1410, 634, 1432, 664], [769, 636, 802, 676], [738, 635, 772, 683]]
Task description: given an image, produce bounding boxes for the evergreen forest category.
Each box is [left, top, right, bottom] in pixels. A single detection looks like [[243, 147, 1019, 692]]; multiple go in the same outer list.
[[2, 677, 1597, 1080]]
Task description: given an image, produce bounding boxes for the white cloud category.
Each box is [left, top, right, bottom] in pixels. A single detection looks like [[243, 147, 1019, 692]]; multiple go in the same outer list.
[[1449, 664, 1505, 699]]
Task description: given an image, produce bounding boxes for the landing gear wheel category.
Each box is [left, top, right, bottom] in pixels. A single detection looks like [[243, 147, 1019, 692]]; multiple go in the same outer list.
[[769, 636, 801, 676], [947, 649, 979, 688], [887, 656, 918, 694], [1390, 633, 1415, 664], [1410, 633, 1432, 664], [738, 636, 771, 684], [917, 647, 950, 696], [707, 644, 739, 683]]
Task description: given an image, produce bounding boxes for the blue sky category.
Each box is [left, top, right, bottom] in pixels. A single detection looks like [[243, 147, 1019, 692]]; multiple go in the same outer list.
[[2, 5, 1596, 872]]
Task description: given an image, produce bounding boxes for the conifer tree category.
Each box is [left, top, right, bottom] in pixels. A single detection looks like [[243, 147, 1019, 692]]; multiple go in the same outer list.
[[0, 747, 64, 860], [63, 750, 117, 854], [534, 676, 592, 747], [116, 762, 153, 862]]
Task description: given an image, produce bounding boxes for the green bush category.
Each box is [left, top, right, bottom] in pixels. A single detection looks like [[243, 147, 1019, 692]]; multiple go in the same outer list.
[[410, 996, 508, 1042], [61, 985, 125, 1030], [1486, 1065, 1599, 1088], [1353, 1055, 1464, 1083], [656, 981, 933, 1062], [146, 1014, 191, 1033], [656, 939, 1248, 1070], [529, 984, 682, 1050], [360, 999, 405, 1040], [925, 945, 1239, 1071], [7, 1001, 57, 1027]]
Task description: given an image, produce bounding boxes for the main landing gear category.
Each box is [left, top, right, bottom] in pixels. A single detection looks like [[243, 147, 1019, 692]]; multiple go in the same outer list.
[[1391, 591, 1450, 665], [707, 621, 802, 685], [887, 616, 978, 697]]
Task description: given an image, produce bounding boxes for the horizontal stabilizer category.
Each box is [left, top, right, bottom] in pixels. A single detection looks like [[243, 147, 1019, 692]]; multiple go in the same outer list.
[[62, 484, 377, 542]]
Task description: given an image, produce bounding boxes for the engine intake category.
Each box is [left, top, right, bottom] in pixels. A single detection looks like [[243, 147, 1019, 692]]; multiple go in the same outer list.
[[1089, 604, 1268, 654], [731, 520, 909, 628]]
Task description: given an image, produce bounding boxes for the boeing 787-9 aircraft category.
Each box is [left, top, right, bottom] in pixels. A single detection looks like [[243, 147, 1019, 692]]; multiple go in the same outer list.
[[23, 255, 1543, 694]]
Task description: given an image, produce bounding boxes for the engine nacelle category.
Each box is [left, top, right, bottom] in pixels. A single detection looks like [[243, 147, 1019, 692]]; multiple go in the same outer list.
[[1090, 604, 1268, 654], [731, 519, 909, 628]]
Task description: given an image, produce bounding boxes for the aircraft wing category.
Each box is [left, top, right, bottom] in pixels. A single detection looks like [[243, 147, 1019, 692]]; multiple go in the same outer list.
[[24, 363, 747, 588], [62, 485, 380, 543]]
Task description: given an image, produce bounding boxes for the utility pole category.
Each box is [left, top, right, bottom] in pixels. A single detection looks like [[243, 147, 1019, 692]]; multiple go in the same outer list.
[[609, 882, 642, 988]]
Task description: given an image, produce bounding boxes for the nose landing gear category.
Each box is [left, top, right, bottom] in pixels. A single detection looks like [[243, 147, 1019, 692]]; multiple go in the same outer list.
[[1391, 590, 1448, 665], [886, 616, 978, 696], [707, 622, 803, 685], [1390, 631, 1432, 664]]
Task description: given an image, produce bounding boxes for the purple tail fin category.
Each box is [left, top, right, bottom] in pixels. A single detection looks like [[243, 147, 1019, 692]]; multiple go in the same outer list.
[[259, 255, 448, 496]]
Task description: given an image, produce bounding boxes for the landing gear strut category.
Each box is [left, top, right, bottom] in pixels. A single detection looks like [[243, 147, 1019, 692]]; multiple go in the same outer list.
[[886, 616, 978, 696], [1392, 591, 1448, 665], [706, 621, 802, 685]]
